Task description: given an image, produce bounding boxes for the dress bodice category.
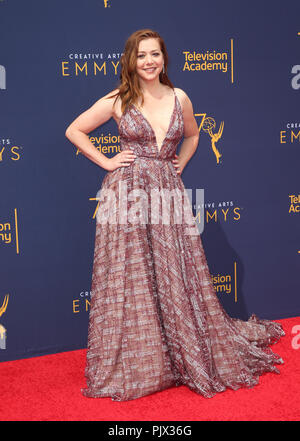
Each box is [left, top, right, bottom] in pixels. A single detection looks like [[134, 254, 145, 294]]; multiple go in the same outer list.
[[118, 89, 184, 161]]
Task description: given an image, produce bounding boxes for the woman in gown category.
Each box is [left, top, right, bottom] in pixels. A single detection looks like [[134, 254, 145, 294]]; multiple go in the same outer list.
[[65, 29, 285, 401]]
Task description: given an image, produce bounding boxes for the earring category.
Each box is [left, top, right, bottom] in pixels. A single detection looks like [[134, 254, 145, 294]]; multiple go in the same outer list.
[[162, 64, 165, 74]]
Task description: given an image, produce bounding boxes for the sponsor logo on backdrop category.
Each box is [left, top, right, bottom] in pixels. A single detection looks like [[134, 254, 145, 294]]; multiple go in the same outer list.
[[289, 194, 300, 213], [0, 209, 20, 253], [212, 263, 239, 302], [280, 122, 300, 145], [182, 50, 228, 72], [73, 291, 91, 314], [0, 138, 23, 163], [103, 0, 111, 7], [0, 294, 9, 350], [193, 200, 241, 224], [0, 65, 6, 90], [182, 39, 235, 83], [61, 52, 123, 78], [75, 133, 120, 157]]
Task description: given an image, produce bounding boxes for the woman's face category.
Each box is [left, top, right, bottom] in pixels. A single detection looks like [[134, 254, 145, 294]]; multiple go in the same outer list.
[[135, 38, 164, 82]]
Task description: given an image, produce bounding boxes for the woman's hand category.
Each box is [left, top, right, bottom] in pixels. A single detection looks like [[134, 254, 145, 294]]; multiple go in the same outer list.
[[105, 150, 136, 171], [172, 154, 184, 176]]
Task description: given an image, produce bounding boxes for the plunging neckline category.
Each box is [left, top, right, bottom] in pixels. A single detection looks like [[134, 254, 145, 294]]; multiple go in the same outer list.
[[131, 89, 177, 154]]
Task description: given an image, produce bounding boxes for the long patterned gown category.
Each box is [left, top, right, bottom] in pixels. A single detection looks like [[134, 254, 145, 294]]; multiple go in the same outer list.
[[81, 88, 285, 401]]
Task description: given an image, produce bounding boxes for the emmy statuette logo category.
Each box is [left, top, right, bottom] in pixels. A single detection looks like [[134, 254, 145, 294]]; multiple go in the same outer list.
[[195, 113, 224, 164], [202, 117, 223, 164]]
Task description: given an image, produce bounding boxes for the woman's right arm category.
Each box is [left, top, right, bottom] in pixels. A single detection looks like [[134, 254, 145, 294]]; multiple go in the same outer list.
[[65, 89, 136, 171]]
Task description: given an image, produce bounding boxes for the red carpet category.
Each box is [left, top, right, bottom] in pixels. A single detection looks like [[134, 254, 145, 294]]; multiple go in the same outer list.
[[0, 316, 299, 421]]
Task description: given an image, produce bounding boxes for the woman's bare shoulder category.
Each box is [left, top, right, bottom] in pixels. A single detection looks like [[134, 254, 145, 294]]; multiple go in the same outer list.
[[174, 87, 193, 112]]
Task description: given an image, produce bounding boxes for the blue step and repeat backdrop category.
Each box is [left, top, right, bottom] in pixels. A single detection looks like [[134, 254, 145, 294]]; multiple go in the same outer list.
[[0, 0, 299, 362]]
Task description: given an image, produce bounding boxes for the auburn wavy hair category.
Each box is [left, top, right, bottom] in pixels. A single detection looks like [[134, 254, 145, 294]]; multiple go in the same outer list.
[[108, 29, 174, 113]]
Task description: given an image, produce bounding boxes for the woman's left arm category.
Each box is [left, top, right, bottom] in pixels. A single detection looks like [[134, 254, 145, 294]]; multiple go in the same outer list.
[[172, 89, 199, 175]]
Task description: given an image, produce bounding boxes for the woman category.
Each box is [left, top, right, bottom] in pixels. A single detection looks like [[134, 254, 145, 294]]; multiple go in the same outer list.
[[65, 29, 284, 401]]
